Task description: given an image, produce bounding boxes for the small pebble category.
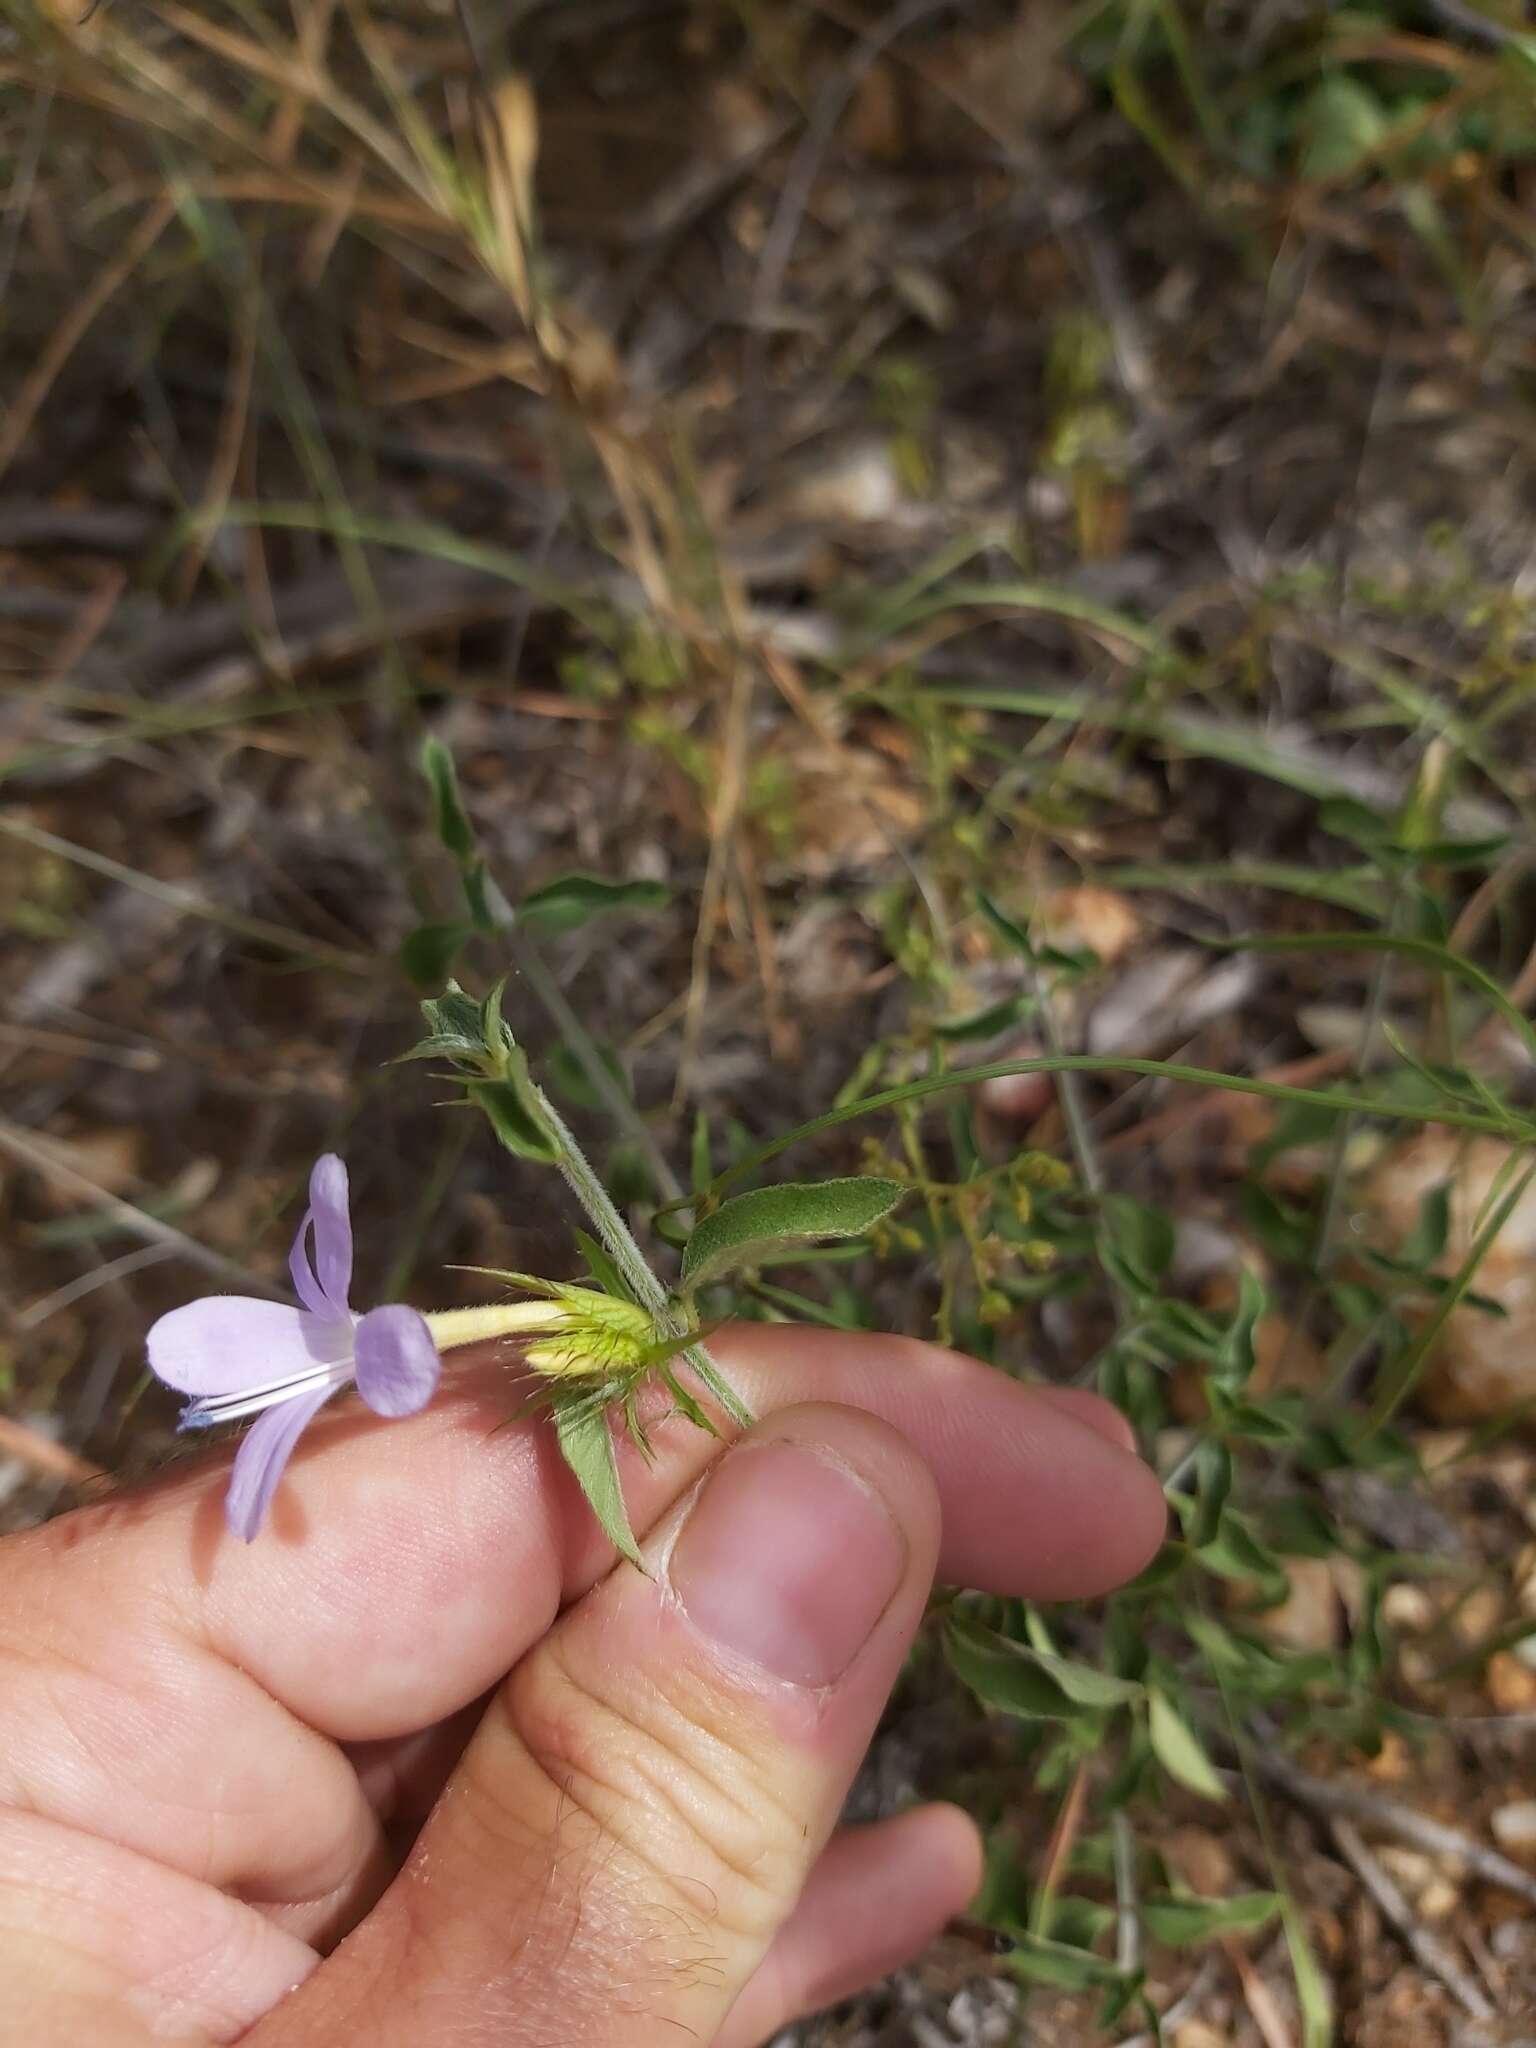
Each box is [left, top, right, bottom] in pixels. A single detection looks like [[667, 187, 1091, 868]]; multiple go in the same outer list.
[[1490, 1799, 1536, 1857]]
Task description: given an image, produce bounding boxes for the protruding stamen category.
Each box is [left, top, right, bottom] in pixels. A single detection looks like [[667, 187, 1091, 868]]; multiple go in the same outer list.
[[181, 1364, 352, 1429]]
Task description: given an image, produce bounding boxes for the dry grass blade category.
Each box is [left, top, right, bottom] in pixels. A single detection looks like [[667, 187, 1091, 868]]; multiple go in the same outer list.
[[1221, 1936, 1297, 2048], [0, 195, 176, 487], [679, 651, 753, 1104], [476, 74, 538, 321], [0, 1120, 277, 1299], [0, 816, 374, 976]]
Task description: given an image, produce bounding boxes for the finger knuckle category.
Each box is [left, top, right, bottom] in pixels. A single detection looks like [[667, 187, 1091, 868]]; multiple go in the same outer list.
[[503, 1637, 802, 1955]]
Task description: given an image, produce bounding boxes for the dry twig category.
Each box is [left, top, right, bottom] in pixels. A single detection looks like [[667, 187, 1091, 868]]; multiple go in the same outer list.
[[1330, 1817, 1495, 2022], [1259, 1750, 1536, 1913]]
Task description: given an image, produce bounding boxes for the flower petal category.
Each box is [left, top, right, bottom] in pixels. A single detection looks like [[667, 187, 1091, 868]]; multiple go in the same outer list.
[[288, 1210, 330, 1319], [223, 1381, 340, 1542], [353, 1305, 441, 1418], [306, 1153, 353, 1316], [147, 1298, 343, 1397]]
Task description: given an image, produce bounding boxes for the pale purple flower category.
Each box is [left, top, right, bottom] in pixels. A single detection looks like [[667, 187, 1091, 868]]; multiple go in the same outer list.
[[147, 1154, 439, 1541]]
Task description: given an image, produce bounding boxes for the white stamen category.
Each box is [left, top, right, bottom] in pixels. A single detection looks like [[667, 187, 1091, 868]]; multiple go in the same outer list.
[[182, 1362, 353, 1429]]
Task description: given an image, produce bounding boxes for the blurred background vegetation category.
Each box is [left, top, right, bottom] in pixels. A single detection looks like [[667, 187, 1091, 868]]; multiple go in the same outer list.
[[9, 0, 1536, 2039]]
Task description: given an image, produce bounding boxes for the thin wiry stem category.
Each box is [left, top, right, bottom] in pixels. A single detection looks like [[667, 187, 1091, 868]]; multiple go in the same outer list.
[[1111, 1809, 1141, 1977], [475, 868, 684, 1207], [1024, 958, 1137, 1349], [507, 921, 683, 1205], [0, 1119, 283, 1297]]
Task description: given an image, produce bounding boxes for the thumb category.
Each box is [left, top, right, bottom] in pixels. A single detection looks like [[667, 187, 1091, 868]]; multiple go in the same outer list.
[[258, 1404, 942, 2047]]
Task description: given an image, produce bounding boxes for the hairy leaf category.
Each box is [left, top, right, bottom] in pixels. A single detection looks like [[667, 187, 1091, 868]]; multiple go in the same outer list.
[[469, 1076, 558, 1162], [554, 1402, 640, 1566], [519, 873, 670, 935], [421, 736, 477, 863], [681, 1178, 904, 1294], [1147, 1689, 1227, 1802], [399, 922, 470, 990], [948, 1613, 1142, 1720], [1141, 1891, 1279, 1944]]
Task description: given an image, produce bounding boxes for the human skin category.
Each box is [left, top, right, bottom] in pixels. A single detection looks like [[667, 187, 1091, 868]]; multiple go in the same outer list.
[[0, 1325, 1167, 2045]]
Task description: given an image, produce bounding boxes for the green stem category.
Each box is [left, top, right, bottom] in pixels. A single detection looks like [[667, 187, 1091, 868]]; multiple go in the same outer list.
[[523, 1078, 754, 1431], [472, 866, 684, 1209], [713, 1054, 1531, 1194]]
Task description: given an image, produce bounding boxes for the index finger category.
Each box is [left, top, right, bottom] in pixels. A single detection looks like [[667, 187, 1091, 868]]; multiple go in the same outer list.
[[12, 1327, 1166, 1741]]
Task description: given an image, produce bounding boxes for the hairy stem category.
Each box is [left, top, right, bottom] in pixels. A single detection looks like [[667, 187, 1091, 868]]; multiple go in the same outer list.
[[524, 1077, 754, 1430]]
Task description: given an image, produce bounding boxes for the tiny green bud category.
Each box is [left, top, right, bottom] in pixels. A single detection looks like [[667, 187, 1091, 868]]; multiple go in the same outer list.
[[1012, 1151, 1073, 1192]]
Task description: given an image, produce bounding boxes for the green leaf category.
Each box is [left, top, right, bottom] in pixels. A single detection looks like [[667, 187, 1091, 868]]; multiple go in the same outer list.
[[972, 1833, 1032, 1932], [1097, 1971, 1149, 2033], [1147, 1688, 1227, 1802], [399, 921, 471, 989], [479, 978, 512, 1061], [518, 873, 670, 936], [676, 1348, 755, 1432], [1119, 1542, 1188, 1599], [394, 1030, 482, 1066], [1213, 1264, 1269, 1392], [1004, 1936, 1127, 1992], [947, 1613, 1143, 1720], [419, 983, 486, 1050], [1197, 1510, 1290, 1603], [1048, 1895, 1118, 1949], [833, 1042, 888, 1110], [462, 860, 496, 933], [1399, 1181, 1451, 1269], [574, 1229, 633, 1303], [1100, 1194, 1175, 1287], [1241, 1182, 1313, 1266], [549, 1038, 632, 1112], [1191, 1439, 1233, 1550], [1404, 884, 1450, 944], [932, 992, 1031, 1042], [1261, 1497, 1340, 1558], [657, 1366, 717, 1436], [421, 736, 477, 864], [976, 889, 1037, 960], [554, 1402, 641, 1566], [469, 1074, 558, 1162], [680, 1178, 905, 1295], [1142, 1891, 1280, 1944], [1316, 793, 1394, 848], [1300, 74, 1388, 180], [1250, 1095, 1345, 1169], [1282, 1897, 1335, 2048]]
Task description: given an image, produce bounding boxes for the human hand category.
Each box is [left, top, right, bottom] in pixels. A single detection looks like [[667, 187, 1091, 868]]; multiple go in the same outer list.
[[0, 1326, 1165, 2046]]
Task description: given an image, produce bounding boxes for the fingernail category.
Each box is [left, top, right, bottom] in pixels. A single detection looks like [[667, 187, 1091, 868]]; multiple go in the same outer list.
[[669, 1439, 907, 1687]]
